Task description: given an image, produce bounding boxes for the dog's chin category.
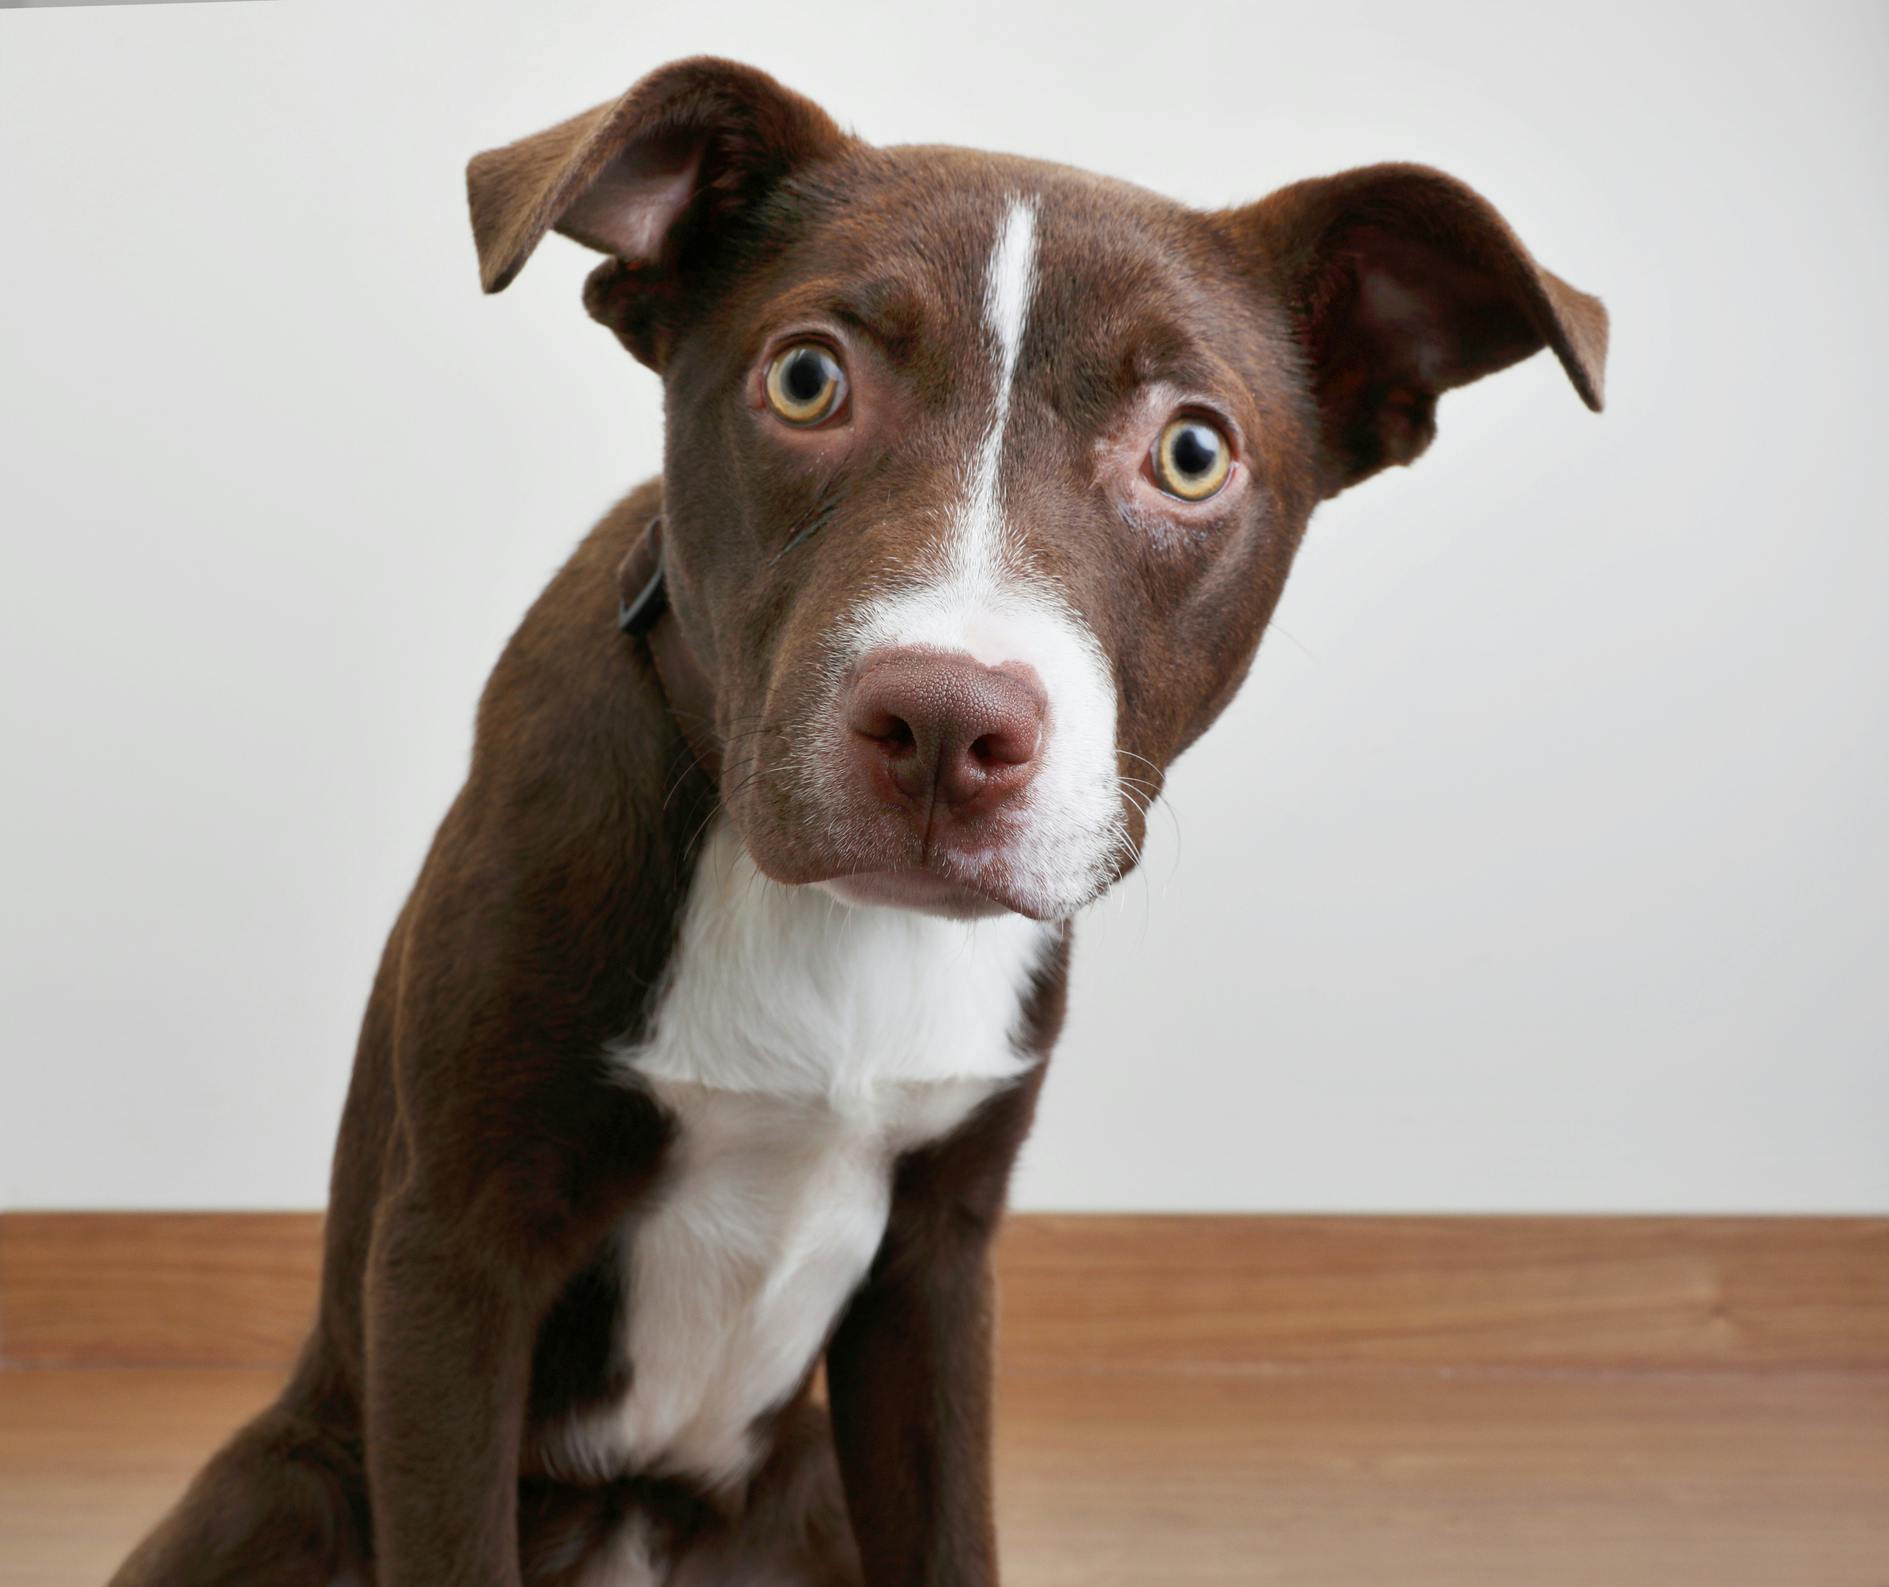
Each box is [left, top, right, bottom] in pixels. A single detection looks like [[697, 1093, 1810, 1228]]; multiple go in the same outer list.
[[814, 869, 1021, 921], [740, 836, 1070, 920]]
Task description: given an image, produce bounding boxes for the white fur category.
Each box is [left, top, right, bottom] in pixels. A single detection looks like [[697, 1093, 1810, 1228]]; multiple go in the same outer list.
[[953, 197, 1037, 580], [550, 820, 1052, 1492], [810, 195, 1124, 917]]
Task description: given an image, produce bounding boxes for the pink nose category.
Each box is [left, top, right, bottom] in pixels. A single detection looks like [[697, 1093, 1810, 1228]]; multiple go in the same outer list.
[[847, 648, 1047, 819]]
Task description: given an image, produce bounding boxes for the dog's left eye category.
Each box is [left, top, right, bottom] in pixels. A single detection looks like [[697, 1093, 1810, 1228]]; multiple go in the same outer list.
[[764, 343, 847, 426], [1151, 416, 1233, 501]]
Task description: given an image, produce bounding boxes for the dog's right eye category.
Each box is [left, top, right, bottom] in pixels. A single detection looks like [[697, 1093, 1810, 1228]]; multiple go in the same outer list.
[[764, 343, 848, 426]]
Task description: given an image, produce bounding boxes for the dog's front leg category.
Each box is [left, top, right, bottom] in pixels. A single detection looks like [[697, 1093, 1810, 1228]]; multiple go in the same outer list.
[[359, 1051, 666, 1587], [363, 1189, 540, 1587], [354, 919, 673, 1584], [827, 1230, 1001, 1584], [826, 1070, 1047, 1586]]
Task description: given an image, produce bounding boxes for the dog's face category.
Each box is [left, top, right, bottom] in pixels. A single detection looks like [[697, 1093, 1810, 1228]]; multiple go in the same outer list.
[[470, 60, 1606, 920], [654, 153, 1319, 921]]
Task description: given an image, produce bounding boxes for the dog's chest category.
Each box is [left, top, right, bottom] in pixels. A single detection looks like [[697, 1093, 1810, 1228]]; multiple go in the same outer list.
[[563, 822, 1050, 1490]]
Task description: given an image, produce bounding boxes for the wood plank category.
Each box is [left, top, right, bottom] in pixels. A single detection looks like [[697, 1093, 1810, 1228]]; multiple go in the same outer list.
[[994, 1214, 1889, 1373], [4, 1212, 1887, 1372], [990, 1367, 1889, 1587], [5, 1366, 1887, 1587], [0, 1212, 322, 1369]]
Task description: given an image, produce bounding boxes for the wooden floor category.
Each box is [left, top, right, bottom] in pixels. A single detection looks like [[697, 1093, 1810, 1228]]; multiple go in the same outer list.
[[5, 1362, 1886, 1587]]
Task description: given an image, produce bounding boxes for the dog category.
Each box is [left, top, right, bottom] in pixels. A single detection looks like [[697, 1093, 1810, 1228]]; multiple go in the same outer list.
[[107, 56, 1606, 1587]]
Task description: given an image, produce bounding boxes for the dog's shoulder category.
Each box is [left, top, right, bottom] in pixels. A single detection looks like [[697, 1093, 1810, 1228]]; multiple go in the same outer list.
[[385, 476, 698, 1084], [472, 478, 666, 775]]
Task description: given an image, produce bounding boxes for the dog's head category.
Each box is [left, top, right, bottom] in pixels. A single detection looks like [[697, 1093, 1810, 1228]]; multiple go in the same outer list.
[[468, 59, 1606, 920]]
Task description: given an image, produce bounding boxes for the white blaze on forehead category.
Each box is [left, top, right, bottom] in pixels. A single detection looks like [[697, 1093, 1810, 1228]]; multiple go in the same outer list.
[[954, 196, 1040, 578]]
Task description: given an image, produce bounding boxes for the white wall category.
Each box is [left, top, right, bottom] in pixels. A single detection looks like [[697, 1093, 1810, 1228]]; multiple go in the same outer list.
[[2, 0, 1884, 1213]]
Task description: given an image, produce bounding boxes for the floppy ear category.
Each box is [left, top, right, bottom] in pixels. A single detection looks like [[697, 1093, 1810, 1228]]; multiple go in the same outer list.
[[466, 57, 850, 363], [1219, 164, 1608, 496]]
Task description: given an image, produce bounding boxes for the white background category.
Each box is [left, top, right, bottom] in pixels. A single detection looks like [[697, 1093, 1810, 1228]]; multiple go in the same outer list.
[[2, 1, 1884, 1213]]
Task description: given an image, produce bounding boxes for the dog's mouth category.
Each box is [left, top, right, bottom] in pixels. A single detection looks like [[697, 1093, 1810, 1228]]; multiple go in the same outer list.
[[736, 815, 1115, 922], [723, 794, 1074, 919]]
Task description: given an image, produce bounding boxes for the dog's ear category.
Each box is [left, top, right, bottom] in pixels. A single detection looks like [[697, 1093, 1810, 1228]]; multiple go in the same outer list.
[[466, 57, 849, 363], [1219, 164, 1608, 496]]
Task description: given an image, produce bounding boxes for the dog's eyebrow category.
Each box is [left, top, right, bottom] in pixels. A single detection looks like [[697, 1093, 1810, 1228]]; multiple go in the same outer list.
[[759, 276, 929, 354], [832, 281, 929, 352], [1120, 321, 1235, 391]]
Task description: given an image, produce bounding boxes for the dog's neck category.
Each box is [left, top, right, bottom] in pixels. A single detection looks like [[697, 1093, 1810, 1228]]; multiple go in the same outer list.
[[620, 818, 1053, 1097], [617, 513, 720, 783]]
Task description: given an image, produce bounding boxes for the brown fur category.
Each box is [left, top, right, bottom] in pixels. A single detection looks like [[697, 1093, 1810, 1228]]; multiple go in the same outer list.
[[108, 56, 1604, 1587]]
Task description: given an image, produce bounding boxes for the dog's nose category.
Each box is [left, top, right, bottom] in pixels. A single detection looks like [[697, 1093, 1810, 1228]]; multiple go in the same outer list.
[[848, 648, 1047, 818]]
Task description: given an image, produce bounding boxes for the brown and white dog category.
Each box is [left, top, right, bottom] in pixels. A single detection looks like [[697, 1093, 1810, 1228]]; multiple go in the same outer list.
[[109, 56, 1607, 1587]]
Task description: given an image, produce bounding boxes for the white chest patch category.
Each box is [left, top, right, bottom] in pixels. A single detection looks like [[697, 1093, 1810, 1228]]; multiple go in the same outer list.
[[557, 820, 1052, 1491]]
